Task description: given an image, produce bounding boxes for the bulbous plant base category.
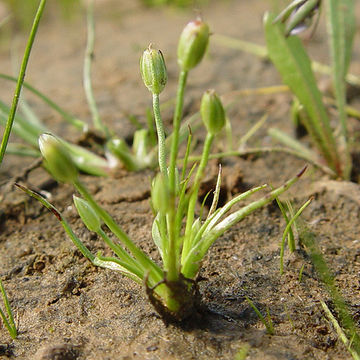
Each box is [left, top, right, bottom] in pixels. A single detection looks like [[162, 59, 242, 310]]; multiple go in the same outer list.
[[146, 274, 201, 323]]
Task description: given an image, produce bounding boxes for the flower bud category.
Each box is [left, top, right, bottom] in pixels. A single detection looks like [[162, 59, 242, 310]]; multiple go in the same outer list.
[[140, 44, 167, 95], [151, 173, 170, 214], [177, 19, 210, 71], [39, 133, 78, 183], [73, 196, 101, 233], [200, 90, 225, 135]]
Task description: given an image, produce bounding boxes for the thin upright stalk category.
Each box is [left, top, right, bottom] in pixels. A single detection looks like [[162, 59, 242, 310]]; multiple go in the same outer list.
[[168, 70, 188, 192], [0, 0, 47, 165], [83, 0, 108, 136], [152, 93, 167, 175], [182, 133, 214, 260]]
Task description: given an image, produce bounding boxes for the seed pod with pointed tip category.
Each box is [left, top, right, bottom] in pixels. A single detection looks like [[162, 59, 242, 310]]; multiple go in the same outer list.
[[140, 45, 167, 95], [39, 133, 78, 183], [177, 19, 210, 71], [200, 90, 225, 135]]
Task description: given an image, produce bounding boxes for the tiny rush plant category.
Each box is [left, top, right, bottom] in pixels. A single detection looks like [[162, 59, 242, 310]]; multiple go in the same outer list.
[[18, 19, 305, 321]]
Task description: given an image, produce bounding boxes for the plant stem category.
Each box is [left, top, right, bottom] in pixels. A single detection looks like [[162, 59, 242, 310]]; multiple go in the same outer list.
[[0, 0, 47, 166], [168, 70, 188, 193], [74, 180, 163, 284], [83, 0, 108, 137], [182, 132, 214, 261], [152, 93, 167, 175]]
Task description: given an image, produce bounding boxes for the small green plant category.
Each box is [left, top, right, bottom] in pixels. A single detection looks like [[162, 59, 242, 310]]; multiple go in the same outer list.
[[276, 196, 312, 274], [18, 19, 305, 321], [264, 0, 356, 179], [0, 280, 17, 340], [245, 296, 274, 335]]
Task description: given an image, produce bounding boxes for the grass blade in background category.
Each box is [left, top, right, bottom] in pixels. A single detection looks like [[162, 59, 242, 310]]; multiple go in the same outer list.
[[0, 0, 47, 166], [83, 0, 108, 137], [0, 280, 17, 339], [325, 0, 355, 179], [263, 12, 341, 177], [297, 219, 360, 355]]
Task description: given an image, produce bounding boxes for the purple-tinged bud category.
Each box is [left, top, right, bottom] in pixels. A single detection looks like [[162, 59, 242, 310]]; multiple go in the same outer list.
[[177, 19, 210, 71]]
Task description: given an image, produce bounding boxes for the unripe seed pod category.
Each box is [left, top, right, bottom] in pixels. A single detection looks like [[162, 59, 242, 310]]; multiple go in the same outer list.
[[140, 44, 167, 95], [73, 196, 101, 233], [177, 19, 210, 71], [200, 90, 226, 135], [151, 173, 170, 214], [39, 133, 78, 183]]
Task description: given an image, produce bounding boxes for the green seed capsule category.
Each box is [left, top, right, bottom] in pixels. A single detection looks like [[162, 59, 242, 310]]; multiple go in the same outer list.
[[140, 44, 167, 95], [151, 173, 170, 214], [73, 196, 101, 233], [200, 90, 226, 135], [38, 133, 78, 183], [177, 19, 210, 71]]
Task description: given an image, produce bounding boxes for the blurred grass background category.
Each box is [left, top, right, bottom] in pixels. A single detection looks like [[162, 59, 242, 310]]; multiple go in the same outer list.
[[2, 0, 81, 29], [1, 0, 212, 30]]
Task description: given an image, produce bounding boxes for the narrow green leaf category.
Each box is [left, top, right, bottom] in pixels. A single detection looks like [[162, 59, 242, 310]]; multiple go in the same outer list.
[[15, 183, 95, 262], [0, 0, 47, 165], [325, 0, 355, 179], [264, 12, 341, 176]]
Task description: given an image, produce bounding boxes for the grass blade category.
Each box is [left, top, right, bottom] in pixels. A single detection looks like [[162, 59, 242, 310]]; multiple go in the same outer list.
[[245, 296, 274, 335], [83, 0, 108, 136], [264, 12, 341, 176], [325, 0, 355, 179], [296, 218, 360, 354], [321, 301, 360, 360], [0, 280, 17, 339], [0, 0, 47, 165], [15, 183, 95, 262], [279, 197, 312, 274]]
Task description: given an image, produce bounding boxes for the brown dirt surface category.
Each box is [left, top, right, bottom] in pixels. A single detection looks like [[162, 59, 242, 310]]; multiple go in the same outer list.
[[1, 0, 360, 359]]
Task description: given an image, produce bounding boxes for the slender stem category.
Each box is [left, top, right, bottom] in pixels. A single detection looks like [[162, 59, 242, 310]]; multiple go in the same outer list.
[[152, 93, 167, 175], [0, 0, 47, 165], [74, 180, 163, 283], [83, 0, 108, 136], [182, 133, 214, 261], [168, 70, 188, 193]]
